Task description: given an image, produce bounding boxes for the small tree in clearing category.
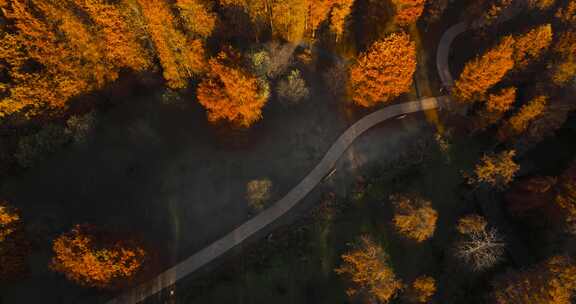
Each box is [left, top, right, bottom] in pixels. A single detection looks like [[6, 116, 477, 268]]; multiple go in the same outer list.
[[404, 275, 436, 303], [470, 150, 520, 188], [277, 69, 310, 105], [349, 32, 417, 107], [197, 50, 270, 127], [454, 36, 515, 102], [246, 179, 272, 211], [335, 235, 403, 303], [50, 225, 146, 289], [391, 194, 438, 242], [392, 0, 427, 26], [455, 215, 505, 271]]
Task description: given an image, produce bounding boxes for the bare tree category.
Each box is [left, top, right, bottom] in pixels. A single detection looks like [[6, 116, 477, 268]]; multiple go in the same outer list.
[[454, 215, 506, 271]]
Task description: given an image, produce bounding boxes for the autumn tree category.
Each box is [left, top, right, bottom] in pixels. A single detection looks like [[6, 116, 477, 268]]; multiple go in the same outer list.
[[554, 162, 576, 227], [497, 95, 547, 141], [454, 36, 515, 102], [0, 202, 30, 280], [492, 255, 576, 304], [51, 225, 146, 289], [72, 0, 151, 72], [391, 194, 438, 242], [478, 0, 514, 28], [455, 215, 505, 271], [175, 0, 218, 39], [512, 24, 553, 69], [392, 0, 427, 26], [404, 276, 436, 303], [138, 0, 206, 89], [548, 31, 576, 85], [556, 0, 576, 25], [469, 150, 520, 188], [474, 87, 517, 131], [197, 50, 270, 127], [528, 0, 556, 10], [328, 0, 354, 40], [349, 32, 417, 107], [335, 235, 403, 303], [423, 0, 450, 24]]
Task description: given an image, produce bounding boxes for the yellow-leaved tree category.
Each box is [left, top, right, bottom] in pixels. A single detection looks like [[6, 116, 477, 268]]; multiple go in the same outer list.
[[335, 235, 403, 303], [391, 194, 438, 242], [454, 35, 515, 102]]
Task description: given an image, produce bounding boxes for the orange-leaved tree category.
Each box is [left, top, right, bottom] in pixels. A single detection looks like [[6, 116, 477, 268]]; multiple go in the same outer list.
[[391, 194, 438, 242], [497, 95, 547, 141], [50, 225, 146, 289], [404, 275, 436, 303], [197, 49, 269, 127], [138, 0, 206, 89], [335, 235, 403, 303], [469, 150, 520, 188], [175, 0, 218, 39], [308, 0, 354, 39], [528, 0, 556, 10], [556, 0, 576, 25], [391, 0, 427, 26], [492, 255, 576, 304], [0, 201, 30, 280], [73, 0, 151, 72], [454, 35, 515, 102], [512, 24, 553, 69], [349, 32, 417, 107], [485, 87, 517, 113], [549, 31, 576, 85]]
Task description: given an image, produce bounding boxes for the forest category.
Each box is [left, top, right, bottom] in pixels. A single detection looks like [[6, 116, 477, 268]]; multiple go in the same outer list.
[[0, 0, 575, 303]]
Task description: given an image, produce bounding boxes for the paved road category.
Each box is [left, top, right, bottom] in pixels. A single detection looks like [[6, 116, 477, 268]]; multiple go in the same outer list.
[[106, 97, 446, 304], [436, 22, 468, 89]]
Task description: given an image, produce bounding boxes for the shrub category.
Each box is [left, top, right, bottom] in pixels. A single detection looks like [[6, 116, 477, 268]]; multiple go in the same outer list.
[[277, 69, 310, 105], [246, 179, 273, 211]]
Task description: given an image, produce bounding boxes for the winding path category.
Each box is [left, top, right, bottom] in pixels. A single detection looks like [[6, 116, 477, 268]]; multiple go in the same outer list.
[[107, 11, 481, 304], [107, 97, 446, 304]]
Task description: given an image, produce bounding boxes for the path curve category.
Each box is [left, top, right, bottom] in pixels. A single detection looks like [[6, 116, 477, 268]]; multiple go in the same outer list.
[[436, 22, 468, 89], [106, 97, 446, 304]]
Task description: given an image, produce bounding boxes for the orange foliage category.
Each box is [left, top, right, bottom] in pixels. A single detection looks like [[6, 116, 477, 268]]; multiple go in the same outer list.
[[502, 96, 548, 138], [308, 0, 354, 39], [486, 87, 516, 112], [197, 50, 269, 127], [454, 36, 515, 102], [456, 214, 488, 234], [73, 0, 151, 72], [335, 235, 403, 303], [471, 150, 519, 187], [513, 24, 553, 68], [349, 32, 417, 107], [391, 194, 438, 242], [329, 0, 354, 40], [405, 276, 436, 303], [556, 0, 576, 25], [270, 0, 308, 42], [493, 255, 576, 304], [50, 225, 145, 289], [482, 0, 513, 27], [138, 0, 206, 89], [549, 31, 576, 85], [175, 0, 217, 39], [555, 163, 576, 223], [0, 202, 19, 243], [528, 0, 556, 9], [0, 201, 29, 280], [392, 0, 427, 26]]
